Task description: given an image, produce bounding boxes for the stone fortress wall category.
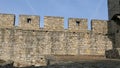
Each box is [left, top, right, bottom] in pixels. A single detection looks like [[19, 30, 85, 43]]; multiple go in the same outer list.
[[0, 13, 113, 66]]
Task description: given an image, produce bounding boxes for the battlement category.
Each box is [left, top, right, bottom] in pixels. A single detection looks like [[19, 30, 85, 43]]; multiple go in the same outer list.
[[19, 15, 40, 30], [0, 13, 109, 33], [91, 19, 108, 34], [0, 0, 119, 66], [68, 18, 88, 32], [0, 14, 15, 28], [44, 16, 64, 31]]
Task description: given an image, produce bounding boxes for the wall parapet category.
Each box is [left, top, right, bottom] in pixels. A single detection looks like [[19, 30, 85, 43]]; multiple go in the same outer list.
[[44, 16, 64, 31], [0, 13, 109, 34], [91, 19, 108, 34], [0, 13, 113, 67], [0, 13, 15, 28], [68, 18, 88, 32], [19, 15, 40, 30]]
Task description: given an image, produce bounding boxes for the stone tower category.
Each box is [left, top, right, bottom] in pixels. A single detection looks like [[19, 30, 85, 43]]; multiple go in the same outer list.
[[104, 0, 120, 59], [108, 0, 120, 48], [108, 0, 120, 20]]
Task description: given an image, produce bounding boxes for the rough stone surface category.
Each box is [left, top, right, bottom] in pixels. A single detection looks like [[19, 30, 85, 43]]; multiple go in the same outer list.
[[0, 15, 113, 66], [0, 14, 15, 28], [0, 0, 120, 67], [105, 48, 120, 58], [19, 15, 40, 30], [0, 60, 14, 68], [91, 20, 108, 34], [44, 16, 64, 31], [68, 18, 88, 32], [108, 0, 120, 20]]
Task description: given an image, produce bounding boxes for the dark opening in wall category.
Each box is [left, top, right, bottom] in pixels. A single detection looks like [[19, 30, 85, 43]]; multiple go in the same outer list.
[[41, 58, 43, 60], [76, 21, 80, 26], [27, 18, 32, 23], [119, 0, 120, 5], [117, 30, 119, 33], [73, 32, 75, 34], [111, 14, 120, 26], [13, 17, 15, 26]]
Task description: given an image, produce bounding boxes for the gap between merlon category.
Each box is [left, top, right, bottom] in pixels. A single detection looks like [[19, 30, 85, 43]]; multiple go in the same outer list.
[[13, 15, 101, 30]]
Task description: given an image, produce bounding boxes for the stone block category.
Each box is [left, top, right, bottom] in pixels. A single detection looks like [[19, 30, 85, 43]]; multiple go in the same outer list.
[[0, 60, 14, 68], [105, 48, 120, 59]]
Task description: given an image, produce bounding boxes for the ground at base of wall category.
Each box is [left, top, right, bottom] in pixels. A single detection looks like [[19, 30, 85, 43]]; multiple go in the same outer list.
[[0, 60, 120, 68], [15, 55, 120, 68], [1, 55, 120, 68], [15, 59, 120, 68]]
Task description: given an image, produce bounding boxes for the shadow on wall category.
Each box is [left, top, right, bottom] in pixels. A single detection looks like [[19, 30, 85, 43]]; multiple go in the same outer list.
[[105, 14, 120, 59], [105, 0, 120, 59]]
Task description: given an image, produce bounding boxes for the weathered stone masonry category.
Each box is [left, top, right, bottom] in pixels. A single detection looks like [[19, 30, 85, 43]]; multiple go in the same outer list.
[[0, 0, 120, 66], [0, 14, 113, 66]]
